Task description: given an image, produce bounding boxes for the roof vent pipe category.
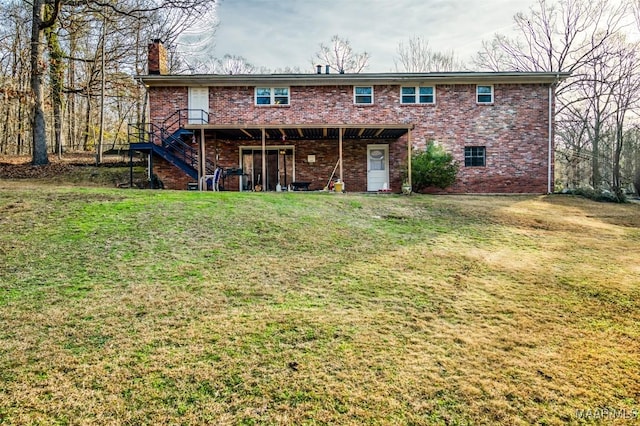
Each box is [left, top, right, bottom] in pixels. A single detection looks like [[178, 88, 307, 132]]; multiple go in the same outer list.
[[316, 65, 322, 74], [325, 65, 330, 74]]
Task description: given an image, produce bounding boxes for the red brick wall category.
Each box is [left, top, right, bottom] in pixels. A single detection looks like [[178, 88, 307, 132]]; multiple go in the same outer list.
[[148, 83, 553, 193], [148, 87, 188, 132], [193, 139, 405, 192], [147, 41, 168, 75], [153, 156, 193, 190]]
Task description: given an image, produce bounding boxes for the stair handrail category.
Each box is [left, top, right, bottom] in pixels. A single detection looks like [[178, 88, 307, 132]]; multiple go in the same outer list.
[[128, 122, 196, 167], [163, 109, 209, 131], [159, 127, 199, 169], [128, 122, 161, 145], [164, 131, 217, 176], [128, 110, 216, 178]]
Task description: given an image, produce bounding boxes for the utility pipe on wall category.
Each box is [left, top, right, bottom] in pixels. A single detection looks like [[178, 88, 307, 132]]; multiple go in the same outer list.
[[548, 84, 553, 194], [408, 128, 413, 191]]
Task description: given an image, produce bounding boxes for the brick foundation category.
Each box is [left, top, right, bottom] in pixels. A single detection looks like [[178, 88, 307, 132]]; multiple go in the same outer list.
[[153, 138, 405, 192], [152, 156, 193, 190]]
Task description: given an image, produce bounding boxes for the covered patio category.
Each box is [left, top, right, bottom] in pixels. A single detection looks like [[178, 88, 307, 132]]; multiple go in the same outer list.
[[186, 123, 414, 192]]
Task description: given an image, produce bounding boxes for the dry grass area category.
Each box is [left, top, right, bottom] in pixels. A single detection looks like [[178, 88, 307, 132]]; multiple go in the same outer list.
[[0, 153, 145, 187], [0, 184, 638, 425], [0, 152, 129, 165]]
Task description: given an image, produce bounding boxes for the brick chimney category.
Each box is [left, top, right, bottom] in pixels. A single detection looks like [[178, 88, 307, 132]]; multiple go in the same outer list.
[[148, 39, 168, 75]]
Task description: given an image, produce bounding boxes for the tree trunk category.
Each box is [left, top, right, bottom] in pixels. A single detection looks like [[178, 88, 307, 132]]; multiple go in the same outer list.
[[17, 100, 24, 156], [30, 0, 49, 165], [68, 92, 76, 150], [68, 38, 77, 151], [612, 123, 624, 201], [45, 12, 64, 160], [1, 105, 10, 155], [591, 118, 601, 189], [83, 94, 92, 151], [97, 14, 106, 164]]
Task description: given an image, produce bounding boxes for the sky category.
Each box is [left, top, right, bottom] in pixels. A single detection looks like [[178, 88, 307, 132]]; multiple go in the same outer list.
[[190, 0, 539, 72]]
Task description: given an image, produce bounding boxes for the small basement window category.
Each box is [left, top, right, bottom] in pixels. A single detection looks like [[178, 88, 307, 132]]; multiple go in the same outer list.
[[354, 86, 373, 104], [401, 86, 435, 104], [476, 85, 493, 104], [465, 146, 486, 167], [255, 87, 290, 105]]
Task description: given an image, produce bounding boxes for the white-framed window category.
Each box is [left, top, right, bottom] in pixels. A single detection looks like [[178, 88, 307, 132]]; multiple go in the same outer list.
[[476, 85, 493, 104], [255, 87, 290, 105], [354, 86, 373, 104], [401, 86, 435, 104]]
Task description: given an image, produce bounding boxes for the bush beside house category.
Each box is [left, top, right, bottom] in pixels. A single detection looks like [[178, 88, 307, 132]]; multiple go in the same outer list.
[[410, 142, 459, 192]]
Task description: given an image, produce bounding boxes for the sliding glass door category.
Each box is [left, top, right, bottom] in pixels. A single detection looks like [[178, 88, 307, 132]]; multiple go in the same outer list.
[[240, 147, 294, 191]]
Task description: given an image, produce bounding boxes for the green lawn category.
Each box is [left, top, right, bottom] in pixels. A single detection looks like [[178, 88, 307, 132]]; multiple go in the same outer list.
[[0, 185, 638, 425]]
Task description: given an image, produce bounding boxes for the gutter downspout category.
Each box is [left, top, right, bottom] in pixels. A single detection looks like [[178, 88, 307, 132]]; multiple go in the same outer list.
[[548, 73, 560, 194], [548, 85, 552, 194], [408, 128, 412, 192]]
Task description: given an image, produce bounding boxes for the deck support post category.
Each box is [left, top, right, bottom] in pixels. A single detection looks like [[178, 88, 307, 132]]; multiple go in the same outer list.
[[199, 128, 205, 190], [261, 128, 266, 191], [129, 148, 133, 188], [338, 127, 343, 183], [148, 153, 153, 189]]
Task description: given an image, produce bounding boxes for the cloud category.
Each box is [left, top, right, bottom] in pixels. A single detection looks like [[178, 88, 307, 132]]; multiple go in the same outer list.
[[208, 0, 534, 72]]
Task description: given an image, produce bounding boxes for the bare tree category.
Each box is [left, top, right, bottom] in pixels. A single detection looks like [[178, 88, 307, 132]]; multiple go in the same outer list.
[[214, 54, 256, 74], [394, 36, 463, 72], [312, 35, 369, 74], [25, 0, 217, 165], [175, 5, 218, 70], [187, 54, 257, 75], [474, 0, 636, 195], [0, 1, 31, 155], [30, 0, 62, 165], [607, 38, 640, 199], [474, 0, 626, 74], [44, 3, 65, 159], [272, 66, 308, 74]]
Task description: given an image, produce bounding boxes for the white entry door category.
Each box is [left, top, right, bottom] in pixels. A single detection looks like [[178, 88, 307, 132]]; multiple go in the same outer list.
[[188, 87, 209, 124], [367, 144, 389, 191]]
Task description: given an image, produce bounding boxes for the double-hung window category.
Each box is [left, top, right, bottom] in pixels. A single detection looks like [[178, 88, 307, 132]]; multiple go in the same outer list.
[[401, 86, 435, 104], [354, 86, 373, 104], [255, 87, 290, 105], [465, 146, 486, 167], [476, 85, 493, 104]]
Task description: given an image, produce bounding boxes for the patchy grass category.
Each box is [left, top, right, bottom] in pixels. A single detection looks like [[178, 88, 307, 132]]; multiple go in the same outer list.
[[0, 153, 147, 188], [0, 184, 639, 425]]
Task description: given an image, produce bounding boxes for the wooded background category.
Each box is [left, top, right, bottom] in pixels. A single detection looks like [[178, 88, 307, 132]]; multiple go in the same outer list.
[[0, 0, 215, 162], [1, 0, 639, 197]]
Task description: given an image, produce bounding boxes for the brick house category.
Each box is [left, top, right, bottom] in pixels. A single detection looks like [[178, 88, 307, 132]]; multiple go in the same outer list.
[[131, 41, 569, 193]]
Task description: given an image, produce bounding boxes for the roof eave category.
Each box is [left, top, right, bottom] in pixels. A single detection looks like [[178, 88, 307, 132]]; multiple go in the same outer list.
[[137, 72, 571, 87]]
